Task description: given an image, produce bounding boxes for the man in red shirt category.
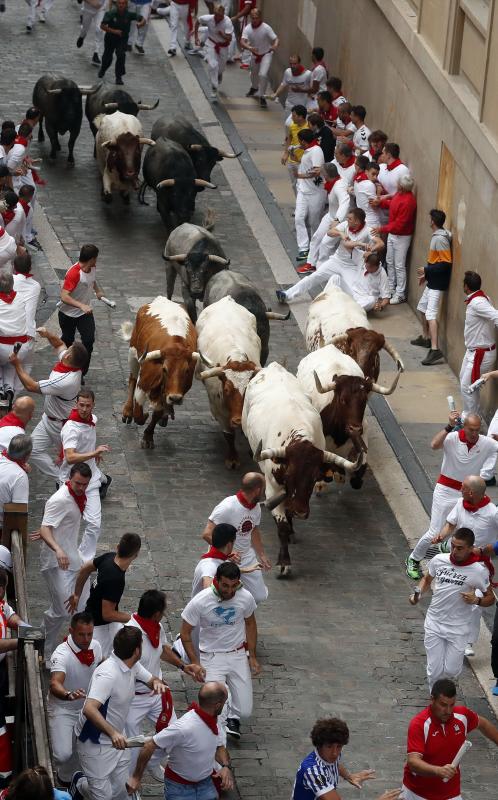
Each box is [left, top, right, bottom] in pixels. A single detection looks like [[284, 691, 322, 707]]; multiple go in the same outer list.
[[59, 244, 103, 377], [402, 678, 498, 800], [372, 174, 417, 305]]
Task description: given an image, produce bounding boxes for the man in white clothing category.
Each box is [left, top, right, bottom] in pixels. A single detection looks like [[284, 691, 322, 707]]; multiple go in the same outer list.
[[76, 0, 106, 67], [193, 523, 237, 597], [332, 141, 357, 185], [460, 270, 498, 416], [128, 0, 153, 54], [241, 8, 278, 108], [0, 396, 35, 451], [354, 161, 382, 228], [410, 528, 494, 688], [38, 462, 92, 665], [12, 253, 41, 386], [0, 271, 29, 408], [351, 105, 371, 154], [377, 142, 410, 197], [0, 434, 31, 530], [0, 227, 16, 272], [271, 54, 312, 113], [195, 6, 234, 100], [405, 412, 498, 579], [9, 327, 85, 480], [328, 252, 390, 312], [293, 129, 326, 262], [168, 0, 196, 56], [26, 0, 54, 32], [71, 626, 166, 800], [48, 612, 102, 786], [180, 561, 260, 741]]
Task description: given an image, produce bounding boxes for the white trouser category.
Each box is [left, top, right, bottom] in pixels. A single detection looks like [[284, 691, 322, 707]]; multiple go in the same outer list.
[[287, 162, 298, 194], [317, 234, 340, 266], [328, 274, 379, 312], [295, 191, 327, 251], [27, 0, 54, 26], [80, 3, 105, 55], [410, 484, 460, 562], [23, 205, 35, 243], [0, 341, 30, 393], [42, 567, 81, 661], [30, 413, 64, 480], [169, 1, 189, 50], [424, 627, 467, 689], [401, 785, 462, 800], [129, 2, 152, 46], [200, 649, 252, 724], [308, 212, 332, 267], [250, 52, 273, 96], [79, 486, 102, 562], [460, 347, 496, 416], [240, 548, 268, 604], [92, 621, 123, 659], [286, 255, 359, 302], [76, 740, 131, 800], [386, 233, 412, 298], [417, 286, 442, 322], [205, 41, 229, 90], [468, 604, 482, 645], [48, 705, 80, 782], [126, 693, 177, 773]]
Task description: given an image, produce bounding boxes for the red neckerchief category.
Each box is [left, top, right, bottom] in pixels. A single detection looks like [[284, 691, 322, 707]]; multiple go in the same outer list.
[[309, 139, 320, 147], [343, 155, 355, 167], [354, 171, 368, 183], [458, 428, 477, 451], [0, 227, 5, 237], [65, 635, 95, 667], [0, 291, 16, 304], [290, 65, 305, 76], [386, 158, 402, 171], [201, 546, 229, 561], [132, 612, 161, 648], [251, 19, 263, 27], [1, 449, 28, 473], [14, 136, 28, 147], [449, 550, 495, 585], [65, 480, 86, 515], [463, 495, 491, 512], [18, 199, 30, 217], [324, 177, 340, 193], [465, 290, 488, 305], [189, 702, 218, 735], [369, 146, 379, 159], [156, 687, 174, 732], [349, 223, 366, 234], [236, 490, 258, 509], [1, 209, 15, 226], [0, 412, 25, 430], [13, 271, 33, 278], [66, 409, 95, 427], [53, 361, 80, 373]]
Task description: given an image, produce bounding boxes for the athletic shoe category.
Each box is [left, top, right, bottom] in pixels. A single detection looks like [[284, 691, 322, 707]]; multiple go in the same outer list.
[[405, 556, 422, 580], [147, 764, 165, 783], [69, 771, 85, 800], [4, 389, 13, 411], [296, 263, 315, 274], [259, 97, 268, 108], [99, 475, 112, 500], [276, 290, 287, 304], [92, 52, 101, 66], [492, 683, 498, 696], [0, 4, 5, 12], [76, 37, 84, 48], [246, 87, 257, 97], [421, 348, 444, 366], [116, 77, 124, 85], [27, 237, 42, 251], [26, 25, 32, 33], [390, 295, 406, 305], [226, 718, 241, 739], [39, 11, 46, 22], [134, 44, 145, 55], [167, 48, 176, 57], [486, 476, 497, 487], [296, 249, 309, 262], [464, 644, 475, 657], [410, 335, 431, 348], [184, 41, 193, 50], [210, 89, 218, 101]]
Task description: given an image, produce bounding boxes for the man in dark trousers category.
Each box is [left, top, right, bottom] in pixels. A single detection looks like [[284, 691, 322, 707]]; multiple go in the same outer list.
[[58, 244, 102, 378], [99, 0, 146, 85]]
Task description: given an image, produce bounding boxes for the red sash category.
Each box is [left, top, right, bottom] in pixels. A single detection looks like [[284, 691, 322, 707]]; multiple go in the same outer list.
[[437, 474, 462, 491], [471, 347, 495, 383], [155, 687, 174, 732], [209, 37, 229, 54]]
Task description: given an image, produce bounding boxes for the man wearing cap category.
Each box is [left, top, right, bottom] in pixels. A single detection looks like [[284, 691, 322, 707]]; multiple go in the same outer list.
[[0, 434, 31, 532], [0, 396, 35, 450]]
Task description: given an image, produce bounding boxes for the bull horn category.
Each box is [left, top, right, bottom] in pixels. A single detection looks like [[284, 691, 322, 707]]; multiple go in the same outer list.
[[200, 366, 225, 380], [137, 99, 160, 110], [218, 149, 242, 159], [194, 179, 217, 189], [323, 450, 361, 472], [139, 349, 162, 363], [104, 102, 119, 109], [139, 138, 156, 146], [157, 178, 175, 188], [265, 490, 288, 511], [371, 369, 402, 396], [100, 140, 113, 148], [47, 88, 62, 95], [163, 253, 187, 262], [78, 84, 100, 95], [383, 340, 405, 372], [314, 371, 335, 394], [198, 351, 214, 368], [192, 351, 200, 361], [189, 144, 204, 151], [330, 333, 349, 346], [260, 446, 286, 461], [207, 254, 230, 265], [266, 310, 290, 321]]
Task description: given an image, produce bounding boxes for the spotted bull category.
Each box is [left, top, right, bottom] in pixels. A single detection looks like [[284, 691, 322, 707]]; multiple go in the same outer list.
[[95, 111, 155, 203]]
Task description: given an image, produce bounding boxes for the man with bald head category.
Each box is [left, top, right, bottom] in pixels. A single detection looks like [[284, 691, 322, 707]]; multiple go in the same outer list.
[[0, 396, 35, 450], [406, 410, 498, 579], [202, 472, 270, 603], [127, 681, 234, 797]]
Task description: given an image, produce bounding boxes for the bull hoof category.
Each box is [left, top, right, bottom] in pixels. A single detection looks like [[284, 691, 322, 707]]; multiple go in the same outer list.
[[103, 193, 112, 204], [140, 437, 155, 450], [350, 476, 364, 490], [122, 414, 132, 424], [133, 414, 149, 426], [224, 458, 240, 470], [158, 416, 169, 428], [277, 565, 292, 578], [120, 192, 131, 205]]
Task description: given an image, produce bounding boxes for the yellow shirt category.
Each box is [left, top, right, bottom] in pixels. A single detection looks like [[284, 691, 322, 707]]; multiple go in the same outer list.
[[287, 121, 309, 164]]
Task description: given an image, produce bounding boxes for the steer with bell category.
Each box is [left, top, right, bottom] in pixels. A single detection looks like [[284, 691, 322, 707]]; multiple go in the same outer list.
[[121, 296, 199, 449], [242, 362, 359, 574], [95, 111, 155, 203]]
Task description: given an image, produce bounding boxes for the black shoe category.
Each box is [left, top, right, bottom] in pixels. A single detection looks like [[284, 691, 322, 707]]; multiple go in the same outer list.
[[0, 3, 6, 13], [167, 48, 176, 57], [92, 52, 101, 66], [421, 348, 444, 366], [26, 25, 32, 33], [99, 475, 112, 500], [259, 97, 268, 108], [226, 718, 240, 739], [76, 36, 84, 48], [486, 476, 497, 487], [4, 389, 13, 411], [115, 77, 124, 85], [134, 44, 145, 55], [246, 87, 257, 97], [410, 335, 431, 348]]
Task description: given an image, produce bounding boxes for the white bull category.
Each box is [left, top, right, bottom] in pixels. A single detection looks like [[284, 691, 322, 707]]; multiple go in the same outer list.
[[95, 110, 155, 202], [196, 296, 262, 469]]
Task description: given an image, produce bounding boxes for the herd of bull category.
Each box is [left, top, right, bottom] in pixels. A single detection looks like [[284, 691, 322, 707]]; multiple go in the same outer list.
[[32, 72, 406, 573]]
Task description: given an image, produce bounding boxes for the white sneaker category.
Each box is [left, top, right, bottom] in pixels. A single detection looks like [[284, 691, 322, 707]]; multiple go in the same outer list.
[[147, 764, 165, 783], [210, 88, 218, 100], [464, 644, 475, 657], [390, 295, 406, 305]]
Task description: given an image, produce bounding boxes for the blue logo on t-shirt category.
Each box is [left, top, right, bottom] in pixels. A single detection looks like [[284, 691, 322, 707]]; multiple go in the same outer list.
[[212, 606, 236, 625]]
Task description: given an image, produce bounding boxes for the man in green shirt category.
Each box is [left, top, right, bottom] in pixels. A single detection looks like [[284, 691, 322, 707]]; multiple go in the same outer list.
[[99, 0, 146, 85]]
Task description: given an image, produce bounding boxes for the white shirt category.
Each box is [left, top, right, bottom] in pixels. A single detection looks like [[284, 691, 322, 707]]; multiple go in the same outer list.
[[351, 267, 390, 302], [192, 555, 223, 597], [0, 292, 27, 337], [75, 652, 152, 744], [332, 159, 355, 186], [48, 636, 102, 711], [40, 484, 83, 572], [425, 553, 489, 637], [439, 432, 498, 484], [182, 585, 256, 653], [59, 415, 102, 488], [13, 273, 41, 338], [4, 204, 25, 244], [0, 455, 29, 525], [0, 230, 17, 271], [378, 161, 410, 196], [333, 220, 373, 268], [126, 615, 168, 683], [332, 94, 348, 108], [327, 178, 350, 222], [242, 21, 277, 54], [0, 423, 25, 451], [282, 67, 312, 108], [464, 292, 498, 349], [198, 13, 234, 44], [0, 599, 16, 664], [354, 178, 382, 227], [353, 124, 371, 153], [446, 497, 498, 548], [39, 357, 81, 421], [209, 494, 261, 555], [297, 145, 325, 196], [59, 263, 97, 319], [6, 142, 27, 174], [311, 63, 328, 92], [153, 708, 224, 783]]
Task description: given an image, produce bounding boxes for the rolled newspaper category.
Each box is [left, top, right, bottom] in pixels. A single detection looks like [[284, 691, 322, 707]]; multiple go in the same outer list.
[[100, 296, 116, 309], [447, 395, 456, 412], [468, 377, 486, 394], [442, 739, 472, 782], [125, 735, 152, 748]]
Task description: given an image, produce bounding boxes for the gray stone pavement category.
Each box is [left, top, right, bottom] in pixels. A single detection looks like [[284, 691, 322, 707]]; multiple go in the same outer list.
[[1, 3, 497, 798]]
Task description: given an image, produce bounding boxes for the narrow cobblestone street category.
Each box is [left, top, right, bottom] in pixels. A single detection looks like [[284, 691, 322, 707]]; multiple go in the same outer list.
[[1, 4, 497, 798]]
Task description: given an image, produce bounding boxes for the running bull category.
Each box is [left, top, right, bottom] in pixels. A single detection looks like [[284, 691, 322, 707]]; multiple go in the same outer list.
[[85, 84, 159, 139], [95, 111, 155, 203]]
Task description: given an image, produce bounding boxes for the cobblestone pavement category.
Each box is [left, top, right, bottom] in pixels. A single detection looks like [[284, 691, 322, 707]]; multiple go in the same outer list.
[[1, 4, 497, 798]]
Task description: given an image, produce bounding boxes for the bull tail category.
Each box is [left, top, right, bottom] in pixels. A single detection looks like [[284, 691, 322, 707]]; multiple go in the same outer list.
[[202, 207, 216, 231], [138, 180, 149, 206], [120, 321, 134, 342]]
